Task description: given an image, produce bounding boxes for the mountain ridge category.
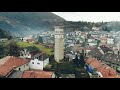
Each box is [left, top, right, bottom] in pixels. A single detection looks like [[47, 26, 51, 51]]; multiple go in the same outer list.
[[0, 12, 65, 37]]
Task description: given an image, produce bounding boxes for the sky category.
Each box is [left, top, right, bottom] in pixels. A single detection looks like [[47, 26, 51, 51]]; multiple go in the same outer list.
[[52, 12, 120, 22]]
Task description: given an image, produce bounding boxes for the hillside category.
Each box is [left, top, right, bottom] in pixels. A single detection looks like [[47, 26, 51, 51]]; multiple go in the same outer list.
[[17, 41, 53, 56], [64, 21, 120, 32], [0, 28, 12, 39], [0, 12, 65, 37]]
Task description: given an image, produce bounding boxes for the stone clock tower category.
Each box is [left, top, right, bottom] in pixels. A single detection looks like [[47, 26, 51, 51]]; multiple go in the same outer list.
[[54, 25, 64, 63]]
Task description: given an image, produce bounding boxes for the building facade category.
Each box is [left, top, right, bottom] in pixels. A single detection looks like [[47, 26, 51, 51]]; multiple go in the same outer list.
[[29, 57, 49, 70]]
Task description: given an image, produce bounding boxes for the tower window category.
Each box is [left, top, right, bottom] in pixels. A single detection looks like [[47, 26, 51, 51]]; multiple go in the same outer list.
[[37, 63, 40, 65]]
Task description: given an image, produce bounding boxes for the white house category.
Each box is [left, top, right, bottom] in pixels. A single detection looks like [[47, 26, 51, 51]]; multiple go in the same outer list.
[[22, 36, 33, 42], [29, 58, 49, 70], [88, 42, 97, 46], [75, 31, 81, 36], [20, 46, 40, 59], [0, 38, 8, 42], [107, 38, 114, 45], [88, 36, 95, 43], [65, 54, 75, 61], [20, 46, 49, 70], [92, 26, 100, 31]]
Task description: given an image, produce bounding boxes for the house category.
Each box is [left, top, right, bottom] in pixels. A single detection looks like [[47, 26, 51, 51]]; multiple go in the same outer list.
[[88, 45, 113, 59], [75, 31, 81, 36], [88, 47, 103, 59], [113, 46, 119, 54], [100, 75, 120, 78], [0, 38, 8, 42], [100, 37, 107, 44], [87, 36, 95, 43], [27, 39, 36, 43], [85, 57, 117, 78], [85, 46, 95, 55], [92, 26, 100, 31], [99, 45, 113, 54], [22, 36, 33, 42], [20, 46, 49, 70], [0, 56, 30, 78], [20, 46, 40, 59], [101, 53, 120, 71], [107, 38, 114, 45], [90, 32, 98, 38], [65, 54, 75, 61], [88, 41, 97, 47], [29, 53, 49, 70], [21, 70, 55, 78]]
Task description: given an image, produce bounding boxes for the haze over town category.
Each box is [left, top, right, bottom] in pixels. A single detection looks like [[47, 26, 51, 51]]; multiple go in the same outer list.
[[53, 12, 120, 22]]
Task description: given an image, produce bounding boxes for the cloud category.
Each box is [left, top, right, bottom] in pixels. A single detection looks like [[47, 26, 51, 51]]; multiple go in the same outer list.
[[53, 12, 120, 22]]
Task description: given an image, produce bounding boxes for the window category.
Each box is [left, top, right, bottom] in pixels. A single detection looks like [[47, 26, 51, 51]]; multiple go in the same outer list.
[[26, 64, 28, 66], [37, 63, 40, 65], [19, 68, 21, 70], [34, 57, 37, 59], [21, 53, 23, 56], [32, 62, 34, 64], [24, 65, 25, 68]]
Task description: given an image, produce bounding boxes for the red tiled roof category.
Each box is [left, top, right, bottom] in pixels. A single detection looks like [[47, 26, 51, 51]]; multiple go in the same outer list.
[[85, 57, 117, 77], [0, 56, 11, 66], [4, 56, 30, 68], [89, 60, 102, 69], [0, 56, 30, 77], [22, 70, 54, 78], [101, 76, 120, 78], [85, 57, 95, 64], [0, 65, 14, 77]]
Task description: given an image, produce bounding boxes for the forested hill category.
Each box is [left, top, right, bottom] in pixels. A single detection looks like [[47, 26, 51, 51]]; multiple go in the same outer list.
[[0, 12, 65, 37], [0, 28, 12, 39], [64, 21, 120, 32]]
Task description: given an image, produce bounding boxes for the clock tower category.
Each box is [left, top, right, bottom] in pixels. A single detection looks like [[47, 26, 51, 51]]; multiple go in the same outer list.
[[54, 25, 64, 62]]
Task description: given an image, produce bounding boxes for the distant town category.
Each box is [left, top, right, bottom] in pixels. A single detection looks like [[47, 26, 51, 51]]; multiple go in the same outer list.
[[0, 12, 120, 78]]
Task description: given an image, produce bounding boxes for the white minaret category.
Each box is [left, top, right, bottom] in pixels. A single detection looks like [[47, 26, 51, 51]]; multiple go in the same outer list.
[[54, 25, 64, 63]]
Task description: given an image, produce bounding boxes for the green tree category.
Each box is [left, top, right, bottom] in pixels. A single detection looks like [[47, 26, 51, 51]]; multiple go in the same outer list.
[[5, 40, 21, 57], [38, 36, 43, 43], [79, 54, 85, 68], [97, 40, 100, 47], [74, 55, 79, 67], [0, 29, 12, 40]]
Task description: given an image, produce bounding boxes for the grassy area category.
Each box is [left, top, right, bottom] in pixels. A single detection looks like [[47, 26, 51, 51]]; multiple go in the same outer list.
[[16, 41, 53, 56]]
